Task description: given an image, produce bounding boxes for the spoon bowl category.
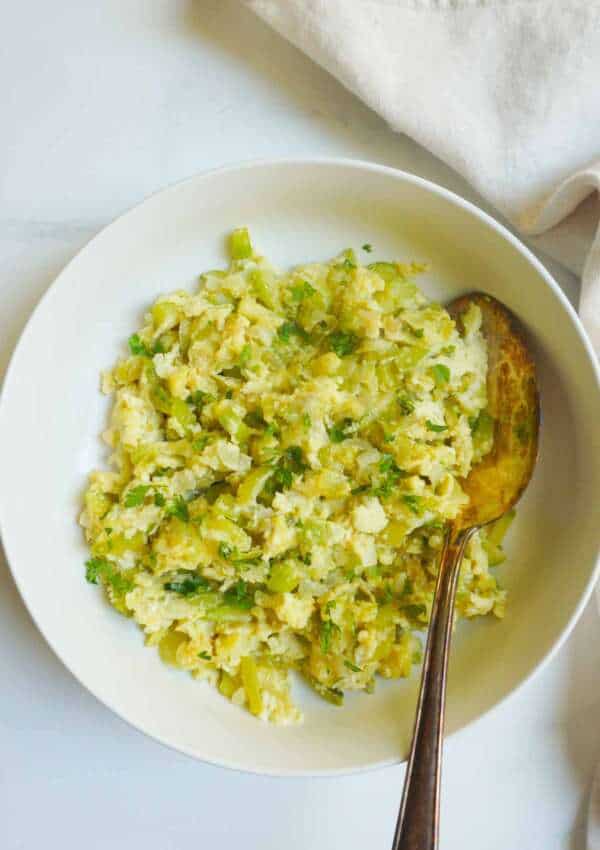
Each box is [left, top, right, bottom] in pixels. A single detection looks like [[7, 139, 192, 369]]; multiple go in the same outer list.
[[449, 293, 540, 529]]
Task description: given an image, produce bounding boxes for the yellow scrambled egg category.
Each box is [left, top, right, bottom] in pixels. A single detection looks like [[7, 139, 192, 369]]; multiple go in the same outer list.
[[80, 229, 510, 724]]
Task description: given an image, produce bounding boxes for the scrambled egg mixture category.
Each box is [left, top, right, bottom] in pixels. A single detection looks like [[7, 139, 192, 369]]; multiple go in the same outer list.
[[80, 229, 511, 724]]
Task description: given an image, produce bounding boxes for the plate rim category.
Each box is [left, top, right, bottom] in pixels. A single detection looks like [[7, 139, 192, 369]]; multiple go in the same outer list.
[[1, 156, 599, 777]]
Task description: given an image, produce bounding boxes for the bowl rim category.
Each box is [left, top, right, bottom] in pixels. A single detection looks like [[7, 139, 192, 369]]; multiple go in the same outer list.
[[1, 156, 599, 777]]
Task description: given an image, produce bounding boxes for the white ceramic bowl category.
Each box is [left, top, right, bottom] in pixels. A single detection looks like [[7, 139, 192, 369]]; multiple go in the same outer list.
[[1, 159, 599, 776]]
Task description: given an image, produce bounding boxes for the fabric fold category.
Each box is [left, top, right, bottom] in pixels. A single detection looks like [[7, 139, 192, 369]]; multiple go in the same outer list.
[[246, 0, 600, 352]]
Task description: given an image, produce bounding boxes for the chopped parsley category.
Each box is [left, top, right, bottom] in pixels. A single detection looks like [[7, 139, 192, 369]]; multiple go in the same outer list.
[[277, 320, 309, 343], [402, 494, 423, 515], [328, 330, 359, 357], [320, 619, 340, 654], [218, 541, 234, 560], [128, 334, 151, 357], [328, 417, 354, 443], [425, 420, 447, 433], [128, 334, 163, 358], [124, 485, 150, 508], [153, 492, 166, 507], [397, 394, 416, 416], [164, 573, 211, 595], [186, 390, 214, 408], [197, 651, 212, 661], [85, 557, 134, 596], [344, 660, 362, 673], [84, 558, 106, 585], [267, 446, 307, 493], [223, 580, 254, 610], [379, 453, 396, 473], [192, 435, 210, 452], [290, 280, 316, 301], [361, 243, 373, 253], [165, 495, 189, 522], [373, 454, 407, 498]]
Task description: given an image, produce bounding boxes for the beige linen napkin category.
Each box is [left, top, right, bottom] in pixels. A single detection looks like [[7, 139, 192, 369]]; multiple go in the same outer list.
[[246, 0, 600, 352]]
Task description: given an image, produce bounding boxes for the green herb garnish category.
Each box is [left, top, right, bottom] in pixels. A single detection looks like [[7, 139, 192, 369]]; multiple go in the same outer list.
[[398, 394, 416, 416], [328, 330, 359, 357], [223, 580, 254, 610], [379, 454, 396, 473], [267, 445, 307, 494], [277, 320, 309, 343], [373, 455, 407, 498], [320, 619, 340, 654], [291, 280, 316, 301], [265, 422, 280, 437], [218, 542, 234, 560], [425, 420, 447, 433], [344, 660, 362, 673], [164, 573, 210, 595], [85, 557, 134, 596], [128, 333, 151, 357], [402, 494, 423, 515], [128, 334, 163, 358], [186, 390, 214, 409], [166, 495, 189, 522], [328, 418, 354, 443], [124, 485, 150, 508]]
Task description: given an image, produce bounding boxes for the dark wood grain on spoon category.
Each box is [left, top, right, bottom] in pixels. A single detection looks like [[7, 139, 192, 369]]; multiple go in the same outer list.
[[392, 293, 540, 850]]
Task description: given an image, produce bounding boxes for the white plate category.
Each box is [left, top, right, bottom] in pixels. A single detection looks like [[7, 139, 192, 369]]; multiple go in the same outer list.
[[1, 159, 599, 776]]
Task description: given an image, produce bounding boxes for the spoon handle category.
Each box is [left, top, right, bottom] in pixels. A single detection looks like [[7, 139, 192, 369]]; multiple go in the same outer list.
[[392, 527, 475, 850]]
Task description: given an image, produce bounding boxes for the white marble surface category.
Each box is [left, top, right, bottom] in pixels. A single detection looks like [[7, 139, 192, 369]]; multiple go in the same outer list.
[[0, 2, 598, 848]]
